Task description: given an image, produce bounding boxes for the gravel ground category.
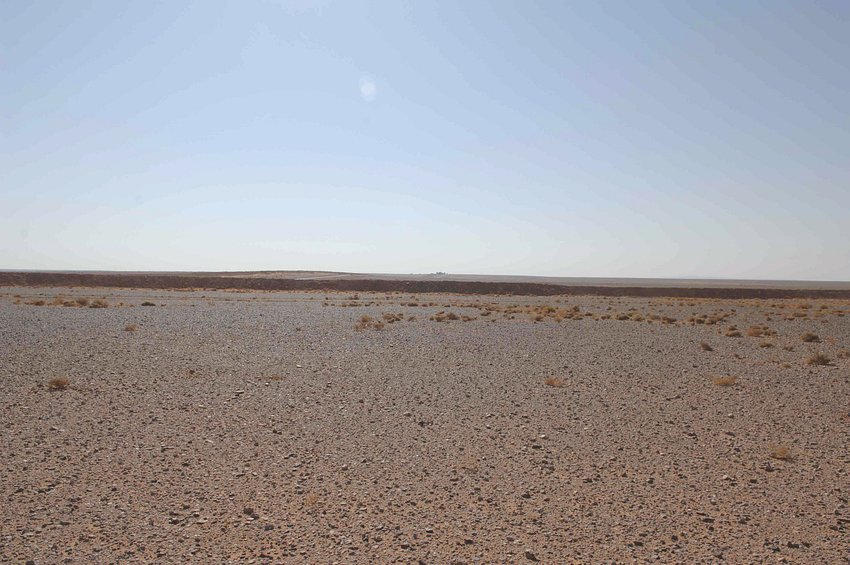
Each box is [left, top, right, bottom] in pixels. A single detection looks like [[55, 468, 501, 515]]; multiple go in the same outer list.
[[1, 287, 849, 564]]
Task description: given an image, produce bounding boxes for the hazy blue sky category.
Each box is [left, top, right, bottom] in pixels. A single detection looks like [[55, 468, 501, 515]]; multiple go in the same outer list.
[[2, 1, 849, 279]]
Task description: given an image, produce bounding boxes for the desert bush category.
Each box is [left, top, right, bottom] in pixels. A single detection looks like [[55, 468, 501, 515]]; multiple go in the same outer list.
[[544, 376, 565, 388], [801, 332, 820, 343], [712, 375, 738, 386], [769, 445, 792, 460], [806, 353, 831, 366], [124, 324, 138, 332], [759, 341, 774, 348], [354, 315, 384, 331], [141, 301, 156, 307], [700, 342, 713, 351], [89, 299, 108, 309], [47, 377, 70, 391]]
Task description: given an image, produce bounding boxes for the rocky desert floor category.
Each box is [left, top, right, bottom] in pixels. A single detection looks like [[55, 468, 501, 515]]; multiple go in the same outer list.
[[1, 287, 849, 564]]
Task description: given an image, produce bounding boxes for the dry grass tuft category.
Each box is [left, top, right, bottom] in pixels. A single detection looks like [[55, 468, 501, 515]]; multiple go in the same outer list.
[[544, 376, 566, 388], [47, 377, 70, 391], [805, 352, 831, 366], [759, 341, 774, 348], [782, 345, 795, 352], [88, 299, 108, 309], [26, 299, 47, 306], [838, 349, 850, 359], [800, 332, 820, 343], [699, 341, 713, 351], [141, 301, 156, 307], [712, 375, 738, 387], [124, 324, 138, 332], [304, 492, 321, 507], [769, 445, 792, 460], [354, 315, 384, 331]]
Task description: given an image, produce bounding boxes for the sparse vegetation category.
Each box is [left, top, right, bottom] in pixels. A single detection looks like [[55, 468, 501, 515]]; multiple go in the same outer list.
[[770, 445, 792, 460], [801, 332, 820, 343], [141, 301, 156, 307], [354, 315, 384, 330], [544, 376, 565, 388], [304, 492, 320, 507], [89, 299, 108, 309], [124, 324, 138, 332], [712, 375, 738, 387], [700, 341, 713, 351], [47, 377, 70, 391], [806, 352, 831, 366]]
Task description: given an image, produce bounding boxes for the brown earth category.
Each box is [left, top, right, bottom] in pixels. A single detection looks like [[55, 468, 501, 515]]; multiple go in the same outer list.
[[1, 287, 849, 563]]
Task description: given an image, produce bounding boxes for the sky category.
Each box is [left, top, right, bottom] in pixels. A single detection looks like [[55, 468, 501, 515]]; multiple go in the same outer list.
[[1, 1, 849, 280]]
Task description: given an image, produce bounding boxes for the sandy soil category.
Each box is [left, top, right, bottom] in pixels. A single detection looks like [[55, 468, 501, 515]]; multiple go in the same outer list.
[[1, 287, 848, 563]]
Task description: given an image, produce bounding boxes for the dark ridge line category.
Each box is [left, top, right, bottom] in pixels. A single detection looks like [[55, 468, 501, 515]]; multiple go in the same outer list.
[[2, 272, 850, 299]]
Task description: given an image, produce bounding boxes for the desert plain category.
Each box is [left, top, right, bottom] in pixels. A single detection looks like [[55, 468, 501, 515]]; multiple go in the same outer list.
[[1, 283, 849, 563]]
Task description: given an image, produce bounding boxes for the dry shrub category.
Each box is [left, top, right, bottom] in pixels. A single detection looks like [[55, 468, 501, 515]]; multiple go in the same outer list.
[[746, 326, 765, 337], [838, 349, 850, 359], [724, 329, 742, 338], [141, 301, 156, 307], [354, 315, 384, 331], [800, 332, 820, 343], [268, 374, 284, 381], [89, 299, 108, 309], [544, 376, 565, 388], [48, 377, 70, 391], [759, 341, 774, 348], [304, 492, 320, 507], [26, 299, 46, 306], [806, 353, 831, 366], [770, 445, 792, 460], [75, 298, 89, 307], [712, 375, 738, 386], [446, 312, 459, 321], [700, 341, 713, 351], [782, 345, 795, 352], [124, 324, 138, 332]]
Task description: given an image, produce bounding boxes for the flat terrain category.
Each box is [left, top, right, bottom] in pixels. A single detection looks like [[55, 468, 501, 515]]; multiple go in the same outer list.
[[3, 271, 850, 299], [1, 287, 849, 563]]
